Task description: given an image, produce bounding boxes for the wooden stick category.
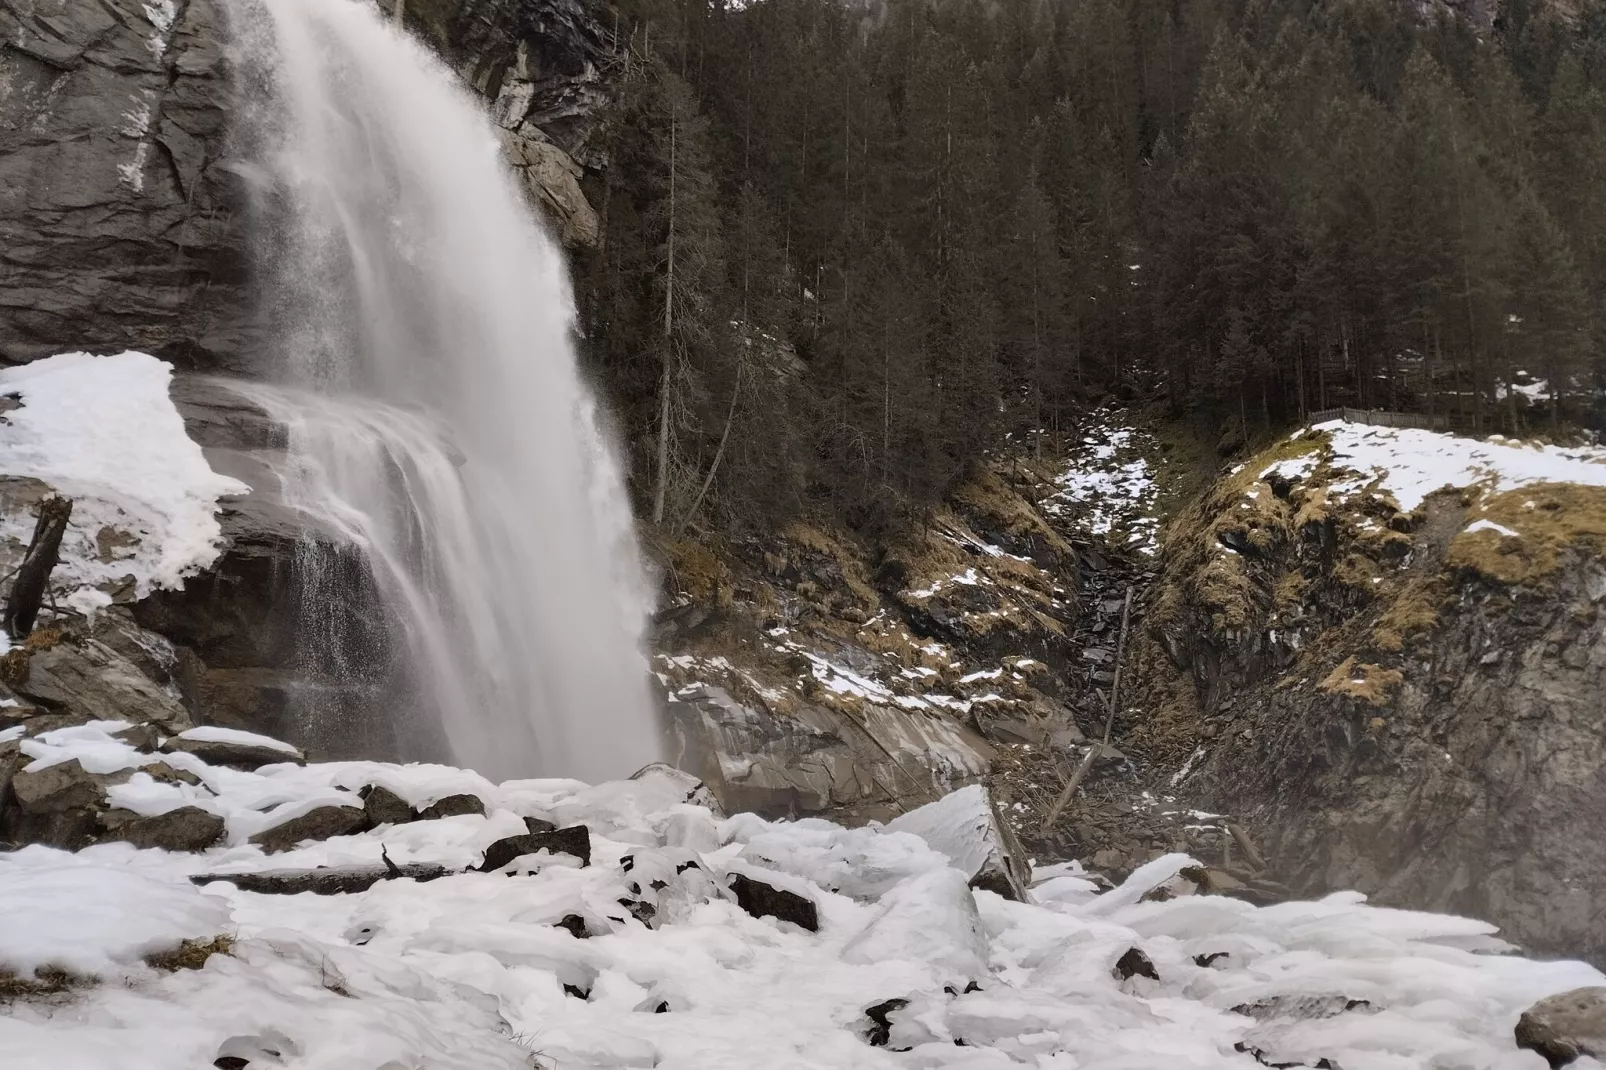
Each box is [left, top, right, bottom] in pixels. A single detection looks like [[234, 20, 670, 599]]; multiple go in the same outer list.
[[1038, 587, 1133, 836], [1227, 823, 1267, 872], [4, 497, 71, 640]]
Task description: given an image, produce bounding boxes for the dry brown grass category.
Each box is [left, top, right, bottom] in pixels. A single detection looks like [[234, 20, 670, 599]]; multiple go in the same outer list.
[[1317, 656, 1404, 707], [144, 934, 235, 972], [1448, 484, 1606, 587], [1372, 577, 1445, 652], [0, 968, 80, 1003]]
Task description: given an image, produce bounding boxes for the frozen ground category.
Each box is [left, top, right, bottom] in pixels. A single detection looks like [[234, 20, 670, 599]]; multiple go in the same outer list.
[[1, 720, 1600, 1070], [0, 352, 246, 615]]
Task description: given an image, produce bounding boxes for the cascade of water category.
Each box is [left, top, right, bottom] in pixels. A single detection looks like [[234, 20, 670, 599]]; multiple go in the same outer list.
[[222, 0, 661, 783]]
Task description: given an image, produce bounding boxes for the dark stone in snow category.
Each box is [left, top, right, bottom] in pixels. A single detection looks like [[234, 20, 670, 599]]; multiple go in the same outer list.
[[1113, 947, 1159, 982], [1516, 987, 1606, 1067], [417, 793, 486, 820], [728, 872, 819, 932], [249, 803, 366, 853], [1194, 951, 1230, 968], [477, 825, 591, 871], [863, 998, 909, 1047], [359, 784, 416, 827], [556, 914, 589, 938], [523, 816, 558, 834], [100, 805, 225, 851]]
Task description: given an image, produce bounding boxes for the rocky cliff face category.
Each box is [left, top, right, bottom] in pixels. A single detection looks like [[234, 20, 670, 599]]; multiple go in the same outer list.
[[1142, 422, 1606, 962], [0, 0, 605, 370]]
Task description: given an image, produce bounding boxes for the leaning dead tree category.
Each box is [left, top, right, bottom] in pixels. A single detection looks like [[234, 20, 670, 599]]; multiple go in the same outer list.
[[1039, 586, 1133, 837], [3, 496, 72, 640]]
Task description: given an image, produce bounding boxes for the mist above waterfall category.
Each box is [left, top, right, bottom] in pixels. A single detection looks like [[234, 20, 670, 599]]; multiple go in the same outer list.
[[223, 0, 661, 783]]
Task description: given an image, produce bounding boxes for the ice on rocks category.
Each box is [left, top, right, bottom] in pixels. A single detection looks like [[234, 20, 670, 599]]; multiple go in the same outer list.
[[3, 718, 1604, 1070], [886, 785, 1030, 900]]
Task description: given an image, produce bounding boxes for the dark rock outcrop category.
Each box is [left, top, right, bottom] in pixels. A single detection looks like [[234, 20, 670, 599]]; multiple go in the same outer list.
[[0, 0, 249, 368], [727, 872, 819, 932], [478, 824, 591, 870], [100, 805, 225, 851]]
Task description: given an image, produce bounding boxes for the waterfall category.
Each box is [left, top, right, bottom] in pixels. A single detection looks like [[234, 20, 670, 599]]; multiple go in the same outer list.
[[221, 0, 661, 783]]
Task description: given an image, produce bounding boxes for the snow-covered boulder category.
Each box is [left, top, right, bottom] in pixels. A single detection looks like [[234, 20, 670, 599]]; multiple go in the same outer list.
[[886, 784, 1031, 901]]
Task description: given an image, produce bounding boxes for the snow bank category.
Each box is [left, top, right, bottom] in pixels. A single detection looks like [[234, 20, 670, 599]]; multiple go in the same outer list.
[[0, 352, 246, 613], [1, 722, 1600, 1070], [1268, 419, 1606, 512]]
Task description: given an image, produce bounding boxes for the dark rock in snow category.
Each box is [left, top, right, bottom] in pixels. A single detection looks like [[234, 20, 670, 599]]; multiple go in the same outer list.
[[360, 784, 417, 827], [478, 825, 591, 871], [418, 793, 486, 820], [523, 816, 558, 834], [1, 757, 117, 848], [99, 805, 225, 851], [1113, 947, 1159, 982], [162, 733, 305, 771], [728, 872, 819, 932], [555, 914, 589, 938], [863, 998, 909, 1047], [249, 803, 366, 854], [1516, 987, 1606, 1067]]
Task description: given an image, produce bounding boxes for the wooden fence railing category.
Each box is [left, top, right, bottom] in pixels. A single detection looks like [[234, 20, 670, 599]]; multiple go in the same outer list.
[[1306, 407, 1475, 433]]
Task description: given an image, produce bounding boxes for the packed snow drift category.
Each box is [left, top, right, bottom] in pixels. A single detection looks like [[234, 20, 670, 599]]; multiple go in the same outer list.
[[1, 719, 1601, 1070]]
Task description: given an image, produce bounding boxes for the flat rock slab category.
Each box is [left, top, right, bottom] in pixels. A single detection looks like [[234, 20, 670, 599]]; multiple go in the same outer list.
[[162, 735, 306, 771], [1517, 987, 1606, 1067], [249, 803, 366, 853], [479, 825, 591, 871], [100, 806, 225, 851]]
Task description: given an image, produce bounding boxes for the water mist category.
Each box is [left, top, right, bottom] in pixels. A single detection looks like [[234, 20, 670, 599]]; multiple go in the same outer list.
[[224, 0, 661, 783]]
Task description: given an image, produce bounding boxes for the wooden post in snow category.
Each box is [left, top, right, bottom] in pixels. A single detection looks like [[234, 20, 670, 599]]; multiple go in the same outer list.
[[4, 496, 72, 640]]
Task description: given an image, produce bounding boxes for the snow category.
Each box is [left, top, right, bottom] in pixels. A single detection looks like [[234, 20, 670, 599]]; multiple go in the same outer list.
[[1466, 518, 1521, 538], [175, 725, 302, 755], [1266, 419, 1606, 513], [2, 724, 1601, 1070], [0, 353, 247, 615], [1043, 413, 1161, 555]]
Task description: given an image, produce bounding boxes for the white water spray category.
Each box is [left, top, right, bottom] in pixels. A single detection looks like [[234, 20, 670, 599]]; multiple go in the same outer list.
[[225, 0, 660, 783]]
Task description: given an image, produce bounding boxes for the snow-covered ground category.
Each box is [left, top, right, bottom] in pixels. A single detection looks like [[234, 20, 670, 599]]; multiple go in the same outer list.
[[1266, 419, 1606, 513], [2, 720, 1600, 1070], [1043, 414, 1161, 556], [0, 352, 245, 615]]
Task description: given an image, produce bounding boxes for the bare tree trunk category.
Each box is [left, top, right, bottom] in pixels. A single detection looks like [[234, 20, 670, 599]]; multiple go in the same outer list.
[[676, 362, 742, 533], [5, 497, 72, 640], [652, 110, 677, 526]]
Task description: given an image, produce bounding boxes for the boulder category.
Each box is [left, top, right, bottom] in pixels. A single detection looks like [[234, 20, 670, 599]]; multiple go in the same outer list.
[[162, 728, 305, 771], [360, 784, 417, 827], [249, 803, 366, 854], [728, 872, 819, 932], [13, 639, 191, 735], [2, 758, 120, 848], [418, 793, 486, 820], [99, 806, 225, 851], [1516, 988, 1606, 1068], [885, 785, 1031, 902], [478, 825, 592, 871]]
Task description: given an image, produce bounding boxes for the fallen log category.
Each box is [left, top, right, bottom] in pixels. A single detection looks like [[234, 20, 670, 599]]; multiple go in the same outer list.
[[190, 860, 456, 896]]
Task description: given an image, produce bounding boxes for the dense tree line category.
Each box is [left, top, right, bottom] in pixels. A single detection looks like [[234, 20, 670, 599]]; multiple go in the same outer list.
[[575, 0, 1606, 532]]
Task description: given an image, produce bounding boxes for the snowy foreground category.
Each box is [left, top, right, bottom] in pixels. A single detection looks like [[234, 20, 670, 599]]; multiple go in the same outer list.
[[2, 724, 1602, 1069]]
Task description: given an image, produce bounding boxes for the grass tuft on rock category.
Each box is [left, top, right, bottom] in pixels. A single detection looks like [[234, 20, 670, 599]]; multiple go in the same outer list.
[[144, 934, 235, 972]]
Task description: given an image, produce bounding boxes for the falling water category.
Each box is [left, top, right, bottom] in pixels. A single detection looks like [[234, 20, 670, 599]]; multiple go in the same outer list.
[[222, 0, 661, 783]]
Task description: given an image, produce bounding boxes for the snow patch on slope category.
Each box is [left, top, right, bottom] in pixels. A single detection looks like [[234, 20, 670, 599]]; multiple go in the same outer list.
[[0, 352, 247, 614], [1266, 419, 1606, 513], [1043, 412, 1160, 555]]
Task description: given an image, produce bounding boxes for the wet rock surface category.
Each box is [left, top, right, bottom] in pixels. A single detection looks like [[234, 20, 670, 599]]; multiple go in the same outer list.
[[1516, 987, 1606, 1067]]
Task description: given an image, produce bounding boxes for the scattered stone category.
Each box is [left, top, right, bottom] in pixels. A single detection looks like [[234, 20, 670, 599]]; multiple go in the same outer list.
[[249, 803, 366, 854], [360, 784, 416, 827], [162, 731, 305, 771], [141, 761, 202, 787], [1515, 987, 1606, 1067], [523, 816, 558, 835], [885, 785, 1031, 901], [1194, 951, 1230, 968], [728, 872, 819, 932], [555, 914, 589, 938], [417, 793, 486, 820], [1113, 947, 1159, 982], [478, 825, 592, 871], [99, 806, 225, 851], [111, 722, 160, 752], [863, 998, 909, 1047], [191, 862, 455, 895], [1232, 994, 1371, 1022], [9, 758, 114, 814]]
